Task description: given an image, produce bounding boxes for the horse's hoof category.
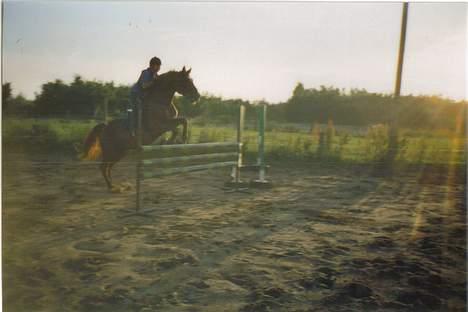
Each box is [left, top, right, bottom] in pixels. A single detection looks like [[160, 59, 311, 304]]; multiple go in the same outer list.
[[110, 186, 122, 194], [109, 183, 133, 193], [121, 182, 133, 191]]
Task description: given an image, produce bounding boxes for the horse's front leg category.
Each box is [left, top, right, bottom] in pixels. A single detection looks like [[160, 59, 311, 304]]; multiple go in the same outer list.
[[181, 118, 188, 143], [167, 128, 179, 144], [165, 117, 188, 144]]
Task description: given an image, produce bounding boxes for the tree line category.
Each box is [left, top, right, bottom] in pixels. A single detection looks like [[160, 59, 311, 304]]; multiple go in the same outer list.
[[276, 83, 466, 131], [2, 78, 466, 131]]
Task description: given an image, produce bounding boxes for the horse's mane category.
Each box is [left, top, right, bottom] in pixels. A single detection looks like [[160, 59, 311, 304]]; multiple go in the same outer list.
[[146, 68, 194, 100], [158, 70, 180, 80], [150, 70, 192, 93], [144, 70, 183, 104], [149, 71, 178, 89]]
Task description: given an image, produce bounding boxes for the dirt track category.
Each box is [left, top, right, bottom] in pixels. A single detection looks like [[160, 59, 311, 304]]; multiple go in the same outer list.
[[3, 152, 466, 311]]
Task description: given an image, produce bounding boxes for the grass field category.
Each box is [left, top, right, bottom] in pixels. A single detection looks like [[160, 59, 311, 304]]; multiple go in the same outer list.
[[3, 117, 466, 165]]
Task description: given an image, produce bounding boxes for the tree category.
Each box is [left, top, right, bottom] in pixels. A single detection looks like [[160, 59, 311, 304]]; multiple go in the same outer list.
[[292, 82, 305, 98], [2, 82, 12, 112], [32, 77, 130, 118], [34, 79, 69, 116], [8, 94, 33, 116]]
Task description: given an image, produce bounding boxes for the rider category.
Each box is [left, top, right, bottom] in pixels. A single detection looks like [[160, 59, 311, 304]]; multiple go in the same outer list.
[[128, 56, 161, 135]]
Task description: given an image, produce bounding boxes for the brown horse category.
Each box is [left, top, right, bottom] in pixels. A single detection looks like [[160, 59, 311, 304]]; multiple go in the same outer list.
[[81, 67, 200, 191]]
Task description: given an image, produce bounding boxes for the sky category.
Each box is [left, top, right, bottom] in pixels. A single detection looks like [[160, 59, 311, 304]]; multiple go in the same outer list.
[[2, 1, 467, 103]]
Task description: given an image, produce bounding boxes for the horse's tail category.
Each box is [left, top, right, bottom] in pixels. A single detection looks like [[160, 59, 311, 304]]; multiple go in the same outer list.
[[80, 123, 106, 161]]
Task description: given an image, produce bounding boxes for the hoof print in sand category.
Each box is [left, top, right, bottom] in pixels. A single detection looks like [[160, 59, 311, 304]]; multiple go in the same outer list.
[[298, 267, 337, 290], [79, 289, 137, 312], [158, 253, 199, 269], [250, 286, 288, 300], [242, 287, 288, 312], [367, 236, 396, 250], [240, 300, 282, 312], [188, 280, 210, 289], [342, 282, 373, 298], [133, 252, 199, 274], [63, 255, 114, 273], [322, 282, 376, 308], [74, 240, 121, 253], [397, 290, 442, 310], [222, 273, 255, 290], [320, 246, 350, 258], [298, 276, 335, 290], [407, 274, 444, 294]]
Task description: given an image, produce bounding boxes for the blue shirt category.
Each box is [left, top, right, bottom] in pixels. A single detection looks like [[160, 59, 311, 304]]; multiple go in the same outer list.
[[131, 68, 154, 97]]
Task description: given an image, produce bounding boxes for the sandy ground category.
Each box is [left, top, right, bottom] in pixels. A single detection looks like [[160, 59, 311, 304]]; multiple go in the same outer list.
[[3, 151, 466, 312]]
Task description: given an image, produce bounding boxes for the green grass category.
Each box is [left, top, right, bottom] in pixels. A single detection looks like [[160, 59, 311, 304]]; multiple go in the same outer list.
[[3, 118, 97, 152], [3, 117, 465, 165]]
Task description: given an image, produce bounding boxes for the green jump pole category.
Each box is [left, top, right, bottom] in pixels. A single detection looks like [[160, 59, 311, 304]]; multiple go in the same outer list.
[[142, 142, 238, 152], [143, 152, 239, 166], [143, 161, 238, 179]]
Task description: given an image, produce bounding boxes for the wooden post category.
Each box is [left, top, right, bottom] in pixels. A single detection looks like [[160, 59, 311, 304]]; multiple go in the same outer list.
[[387, 2, 409, 166], [394, 2, 409, 98]]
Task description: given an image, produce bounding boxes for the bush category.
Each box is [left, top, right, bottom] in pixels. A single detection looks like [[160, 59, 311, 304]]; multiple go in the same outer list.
[[364, 124, 389, 163], [3, 118, 98, 153]]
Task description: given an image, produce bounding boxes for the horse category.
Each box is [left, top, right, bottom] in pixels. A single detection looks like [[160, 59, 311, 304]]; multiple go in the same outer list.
[[80, 67, 200, 192]]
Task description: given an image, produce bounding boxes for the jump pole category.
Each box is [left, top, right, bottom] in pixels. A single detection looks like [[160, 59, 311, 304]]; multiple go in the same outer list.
[[224, 104, 251, 192], [122, 104, 157, 217], [231, 104, 245, 184], [125, 103, 268, 217], [253, 104, 269, 185]]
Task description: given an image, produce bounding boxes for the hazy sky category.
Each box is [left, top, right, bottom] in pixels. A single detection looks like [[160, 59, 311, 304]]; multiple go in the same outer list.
[[2, 1, 467, 102]]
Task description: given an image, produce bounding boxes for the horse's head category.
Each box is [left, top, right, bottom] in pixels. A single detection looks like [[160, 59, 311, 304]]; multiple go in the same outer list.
[[173, 66, 200, 103]]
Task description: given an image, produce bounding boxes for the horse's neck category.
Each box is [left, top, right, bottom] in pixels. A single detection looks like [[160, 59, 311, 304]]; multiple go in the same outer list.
[[147, 81, 176, 106]]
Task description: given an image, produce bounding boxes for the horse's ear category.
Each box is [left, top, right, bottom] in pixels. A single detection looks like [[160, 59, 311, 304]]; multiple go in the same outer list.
[[182, 66, 186, 73], [187, 68, 192, 75]]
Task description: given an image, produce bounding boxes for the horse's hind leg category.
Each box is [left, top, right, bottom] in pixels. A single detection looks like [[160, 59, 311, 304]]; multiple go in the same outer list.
[[107, 162, 125, 192], [102, 146, 129, 192], [102, 161, 125, 193], [107, 162, 115, 184], [100, 162, 112, 190]]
